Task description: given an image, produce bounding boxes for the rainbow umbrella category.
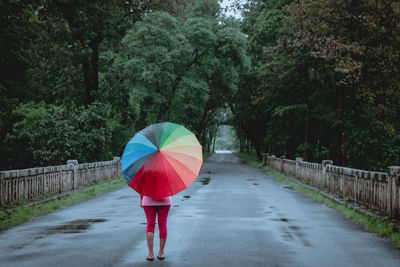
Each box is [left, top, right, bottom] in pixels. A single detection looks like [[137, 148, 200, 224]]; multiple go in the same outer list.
[[121, 122, 203, 198]]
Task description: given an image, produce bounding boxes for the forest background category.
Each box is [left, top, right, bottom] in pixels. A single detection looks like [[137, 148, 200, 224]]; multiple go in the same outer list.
[[1, 0, 399, 172]]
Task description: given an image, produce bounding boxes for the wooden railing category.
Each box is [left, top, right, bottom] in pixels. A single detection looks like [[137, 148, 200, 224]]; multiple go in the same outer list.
[[263, 154, 400, 219], [0, 157, 121, 207]]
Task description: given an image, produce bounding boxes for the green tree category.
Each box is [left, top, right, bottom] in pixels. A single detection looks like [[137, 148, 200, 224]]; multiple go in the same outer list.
[[240, 0, 400, 170], [36, 0, 144, 106], [0, 1, 41, 169], [0, 0, 162, 169], [111, 0, 248, 151], [5, 102, 115, 169], [231, 0, 291, 159]]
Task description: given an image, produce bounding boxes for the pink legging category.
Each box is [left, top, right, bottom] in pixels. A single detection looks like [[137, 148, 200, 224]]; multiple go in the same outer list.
[[143, 205, 171, 239]]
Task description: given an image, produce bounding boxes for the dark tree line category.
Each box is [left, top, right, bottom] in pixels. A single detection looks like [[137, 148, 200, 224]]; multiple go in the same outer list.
[[232, 0, 400, 171], [2, 0, 399, 172], [0, 0, 248, 170]]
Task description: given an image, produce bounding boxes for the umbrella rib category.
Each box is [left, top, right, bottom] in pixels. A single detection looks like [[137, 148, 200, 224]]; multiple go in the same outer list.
[[161, 152, 199, 187], [160, 126, 193, 148], [160, 152, 186, 196], [161, 150, 202, 174]]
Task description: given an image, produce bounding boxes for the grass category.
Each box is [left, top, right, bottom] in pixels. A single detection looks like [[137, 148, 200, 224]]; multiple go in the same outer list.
[[234, 152, 400, 248], [0, 176, 126, 231], [233, 151, 264, 168]]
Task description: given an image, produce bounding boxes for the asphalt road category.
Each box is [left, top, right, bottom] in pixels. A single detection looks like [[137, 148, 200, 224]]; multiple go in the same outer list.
[[1, 152, 400, 267]]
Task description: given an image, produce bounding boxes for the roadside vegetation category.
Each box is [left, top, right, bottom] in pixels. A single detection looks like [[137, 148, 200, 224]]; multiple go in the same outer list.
[[235, 151, 400, 248], [0, 177, 125, 231]]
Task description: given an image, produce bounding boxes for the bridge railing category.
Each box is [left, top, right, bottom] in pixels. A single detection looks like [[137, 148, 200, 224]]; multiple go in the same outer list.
[[0, 157, 121, 207], [263, 154, 400, 219]]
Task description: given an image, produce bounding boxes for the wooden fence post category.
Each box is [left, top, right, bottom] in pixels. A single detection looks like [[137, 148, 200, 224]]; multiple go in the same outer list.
[[271, 155, 276, 170], [0, 172, 4, 207], [296, 157, 303, 178], [322, 160, 333, 171], [322, 160, 333, 190], [113, 157, 121, 177], [280, 156, 286, 172], [387, 166, 400, 218], [354, 174, 358, 204], [67, 160, 79, 190], [262, 153, 268, 166]]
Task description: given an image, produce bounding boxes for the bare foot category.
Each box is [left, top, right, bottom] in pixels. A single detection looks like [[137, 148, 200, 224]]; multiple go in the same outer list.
[[147, 252, 154, 261]]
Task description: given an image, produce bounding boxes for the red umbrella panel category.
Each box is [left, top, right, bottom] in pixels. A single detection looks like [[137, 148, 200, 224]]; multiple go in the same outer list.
[[121, 122, 203, 198]]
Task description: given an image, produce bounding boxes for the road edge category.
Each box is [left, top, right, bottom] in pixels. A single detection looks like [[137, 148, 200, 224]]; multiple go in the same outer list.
[[234, 151, 400, 249]]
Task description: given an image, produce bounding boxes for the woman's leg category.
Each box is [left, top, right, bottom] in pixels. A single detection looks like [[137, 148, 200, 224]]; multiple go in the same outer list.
[[143, 206, 157, 259], [146, 232, 154, 259], [157, 205, 171, 258]]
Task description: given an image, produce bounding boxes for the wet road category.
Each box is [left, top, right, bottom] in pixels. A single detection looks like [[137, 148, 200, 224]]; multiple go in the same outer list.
[[1, 152, 400, 267]]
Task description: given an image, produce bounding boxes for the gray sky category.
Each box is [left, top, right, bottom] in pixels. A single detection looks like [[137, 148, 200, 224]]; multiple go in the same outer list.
[[220, 0, 243, 19]]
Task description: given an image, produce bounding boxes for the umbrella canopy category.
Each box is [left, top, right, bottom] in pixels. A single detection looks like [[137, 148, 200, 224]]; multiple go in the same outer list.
[[121, 122, 203, 198]]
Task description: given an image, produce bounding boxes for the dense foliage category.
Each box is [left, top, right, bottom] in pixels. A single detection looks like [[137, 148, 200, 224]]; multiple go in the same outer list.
[[1, 0, 247, 169], [5, 102, 115, 168], [1, 0, 399, 171], [232, 0, 400, 171]]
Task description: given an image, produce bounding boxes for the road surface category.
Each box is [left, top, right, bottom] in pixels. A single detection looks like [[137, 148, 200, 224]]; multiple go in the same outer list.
[[1, 152, 400, 266]]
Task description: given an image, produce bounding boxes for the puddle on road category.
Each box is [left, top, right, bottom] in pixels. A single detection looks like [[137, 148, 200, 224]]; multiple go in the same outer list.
[[10, 243, 29, 249], [280, 227, 294, 241], [280, 225, 312, 247], [43, 219, 107, 235], [283, 186, 294, 190], [271, 216, 312, 247], [198, 177, 211, 185], [271, 218, 289, 222], [116, 196, 135, 199]]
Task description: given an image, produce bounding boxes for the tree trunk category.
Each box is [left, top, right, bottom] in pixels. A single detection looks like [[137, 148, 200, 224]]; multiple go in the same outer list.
[[287, 114, 297, 159], [307, 118, 314, 162], [255, 146, 262, 161], [83, 41, 100, 106], [337, 86, 347, 166], [212, 135, 216, 152], [212, 125, 218, 152]]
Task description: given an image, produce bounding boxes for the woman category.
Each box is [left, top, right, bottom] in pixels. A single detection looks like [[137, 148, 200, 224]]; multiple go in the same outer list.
[[141, 195, 172, 261]]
